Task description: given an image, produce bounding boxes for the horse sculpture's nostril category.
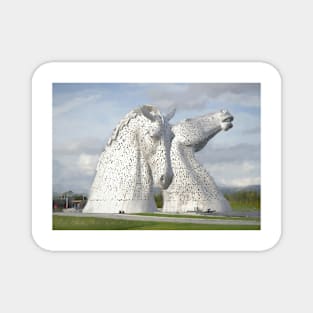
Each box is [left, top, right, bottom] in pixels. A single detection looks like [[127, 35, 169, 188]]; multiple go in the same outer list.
[[160, 173, 173, 189]]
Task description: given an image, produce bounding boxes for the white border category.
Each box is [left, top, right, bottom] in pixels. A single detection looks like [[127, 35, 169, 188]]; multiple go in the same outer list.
[[32, 62, 281, 251]]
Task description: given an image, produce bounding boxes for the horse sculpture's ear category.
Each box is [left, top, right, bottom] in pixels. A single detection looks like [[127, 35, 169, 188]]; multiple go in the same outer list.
[[140, 105, 156, 121], [165, 107, 176, 122]]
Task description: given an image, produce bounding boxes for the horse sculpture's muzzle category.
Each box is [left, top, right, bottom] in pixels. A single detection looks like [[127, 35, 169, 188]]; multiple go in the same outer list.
[[221, 115, 234, 131]]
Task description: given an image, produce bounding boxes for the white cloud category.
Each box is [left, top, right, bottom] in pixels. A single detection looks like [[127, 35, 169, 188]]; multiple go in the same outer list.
[[213, 90, 260, 108], [203, 161, 260, 187], [226, 177, 261, 187], [53, 94, 102, 117], [77, 153, 99, 176], [144, 83, 260, 111], [54, 137, 105, 156], [197, 143, 260, 165], [53, 158, 94, 193]]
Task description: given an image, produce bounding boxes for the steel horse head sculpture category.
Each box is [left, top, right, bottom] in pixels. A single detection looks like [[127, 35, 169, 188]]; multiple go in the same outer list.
[[83, 105, 175, 213], [162, 109, 234, 214]]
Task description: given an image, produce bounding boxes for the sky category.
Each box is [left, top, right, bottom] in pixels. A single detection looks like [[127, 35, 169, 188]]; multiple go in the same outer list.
[[53, 83, 260, 193]]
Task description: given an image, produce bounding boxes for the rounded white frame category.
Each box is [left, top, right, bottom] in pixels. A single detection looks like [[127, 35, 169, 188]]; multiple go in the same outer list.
[[32, 62, 282, 251]]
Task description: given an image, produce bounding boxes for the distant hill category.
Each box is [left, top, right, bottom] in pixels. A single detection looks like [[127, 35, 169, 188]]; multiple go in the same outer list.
[[53, 190, 88, 200], [155, 185, 260, 195], [219, 185, 261, 194]]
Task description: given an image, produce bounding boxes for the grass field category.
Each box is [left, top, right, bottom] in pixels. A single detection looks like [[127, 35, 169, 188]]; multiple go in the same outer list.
[[133, 212, 260, 221], [53, 215, 260, 230], [229, 202, 260, 211]]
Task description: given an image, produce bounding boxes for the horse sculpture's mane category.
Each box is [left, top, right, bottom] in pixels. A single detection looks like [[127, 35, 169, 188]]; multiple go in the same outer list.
[[106, 105, 161, 147], [107, 110, 139, 146]]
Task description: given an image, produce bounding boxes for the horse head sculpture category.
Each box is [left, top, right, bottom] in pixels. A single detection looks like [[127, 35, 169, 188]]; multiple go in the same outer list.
[[172, 109, 233, 151], [83, 105, 175, 213], [163, 109, 234, 214]]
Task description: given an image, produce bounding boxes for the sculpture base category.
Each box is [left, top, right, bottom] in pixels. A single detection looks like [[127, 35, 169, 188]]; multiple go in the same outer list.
[[83, 199, 157, 214], [162, 198, 232, 214]]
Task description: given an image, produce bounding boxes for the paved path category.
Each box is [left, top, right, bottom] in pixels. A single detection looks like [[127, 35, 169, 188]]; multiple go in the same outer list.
[[54, 212, 260, 226]]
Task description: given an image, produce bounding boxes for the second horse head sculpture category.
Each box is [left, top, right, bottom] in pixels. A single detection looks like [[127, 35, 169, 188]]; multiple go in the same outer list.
[[163, 109, 234, 214]]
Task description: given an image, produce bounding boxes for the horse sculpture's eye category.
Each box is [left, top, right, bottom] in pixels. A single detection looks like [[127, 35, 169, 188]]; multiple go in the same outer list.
[[149, 128, 162, 140]]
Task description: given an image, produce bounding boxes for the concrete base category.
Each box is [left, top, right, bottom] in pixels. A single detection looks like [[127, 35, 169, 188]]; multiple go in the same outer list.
[[83, 199, 157, 214]]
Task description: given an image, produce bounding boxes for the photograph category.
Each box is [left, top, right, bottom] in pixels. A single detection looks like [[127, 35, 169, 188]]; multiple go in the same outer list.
[[32, 61, 281, 251], [52, 82, 261, 230]]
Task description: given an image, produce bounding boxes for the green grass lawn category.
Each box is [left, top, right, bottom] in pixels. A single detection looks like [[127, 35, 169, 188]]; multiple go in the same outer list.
[[133, 212, 260, 221], [53, 215, 260, 230], [230, 202, 260, 212]]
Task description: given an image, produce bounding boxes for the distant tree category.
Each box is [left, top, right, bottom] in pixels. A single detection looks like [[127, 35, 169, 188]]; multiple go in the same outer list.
[[224, 190, 260, 209], [73, 194, 87, 200], [154, 193, 163, 208]]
